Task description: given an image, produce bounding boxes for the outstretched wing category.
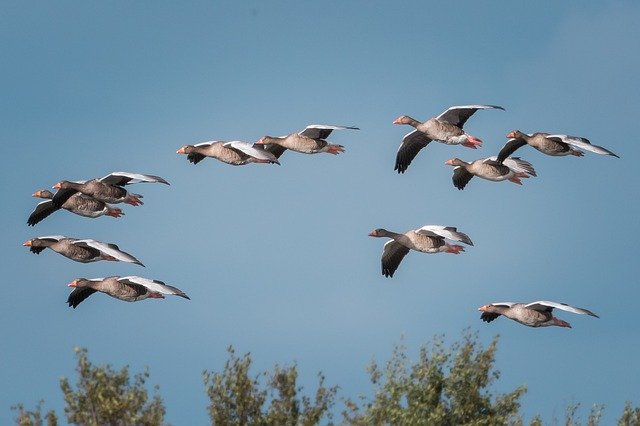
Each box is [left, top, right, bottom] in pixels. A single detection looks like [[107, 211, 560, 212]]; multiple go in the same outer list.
[[118, 276, 190, 299], [546, 135, 619, 158], [525, 301, 599, 317], [436, 105, 505, 129], [380, 240, 410, 278], [496, 138, 528, 163], [394, 130, 432, 173], [73, 239, 144, 266], [51, 187, 82, 209], [67, 287, 98, 309], [100, 172, 170, 186], [298, 124, 359, 140], [452, 166, 474, 190], [28, 200, 60, 226], [415, 225, 473, 246], [223, 141, 280, 164]]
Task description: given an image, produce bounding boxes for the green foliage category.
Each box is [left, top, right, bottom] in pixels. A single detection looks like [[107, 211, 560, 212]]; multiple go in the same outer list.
[[59, 347, 167, 426], [203, 346, 337, 425], [11, 401, 57, 426], [342, 332, 526, 425]]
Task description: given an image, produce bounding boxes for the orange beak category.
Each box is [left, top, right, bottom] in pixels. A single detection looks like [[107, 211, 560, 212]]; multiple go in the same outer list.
[[368, 231, 377, 237], [506, 131, 515, 138], [23, 240, 32, 247], [392, 118, 402, 125], [445, 159, 454, 166], [176, 146, 186, 154], [255, 137, 266, 145], [68, 279, 78, 288], [478, 305, 487, 312], [32, 191, 42, 197], [52, 182, 62, 189]]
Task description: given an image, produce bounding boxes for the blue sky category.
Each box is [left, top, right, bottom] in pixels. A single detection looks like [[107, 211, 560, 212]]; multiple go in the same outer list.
[[2, 1, 639, 424]]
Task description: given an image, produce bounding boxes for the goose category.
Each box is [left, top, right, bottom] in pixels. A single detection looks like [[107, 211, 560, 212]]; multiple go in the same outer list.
[[177, 140, 280, 165], [27, 189, 123, 226], [479, 301, 599, 328], [51, 172, 169, 208], [67, 276, 190, 308], [445, 156, 536, 190], [255, 124, 359, 158], [393, 105, 504, 173], [24, 236, 143, 265], [497, 131, 619, 162], [368, 225, 473, 277]]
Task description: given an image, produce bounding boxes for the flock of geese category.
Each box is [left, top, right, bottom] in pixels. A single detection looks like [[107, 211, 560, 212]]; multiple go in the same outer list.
[[24, 104, 618, 328]]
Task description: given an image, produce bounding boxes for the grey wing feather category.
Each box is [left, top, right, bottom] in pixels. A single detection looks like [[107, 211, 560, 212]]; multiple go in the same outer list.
[[452, 166, 474, 190], [28, 200, 60, 226], [546, 135, 619, 157], [101, 172, 170, 186], [118, 276, 190, 299], [436, 105, 505, 129], [497, 138, 528, 163], [394, 130, 432, 173], [380, 240, 410, 278], [298, 124, 359, 140], [525, 301, 599, 317], [74, 240, 144, 266], [416, 225, 473, 246]]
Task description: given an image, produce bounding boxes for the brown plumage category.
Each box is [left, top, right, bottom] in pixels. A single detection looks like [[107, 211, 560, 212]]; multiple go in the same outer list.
[[67, 276, 189, 308], [478, 301, 599, 328], [368, 225, 473, 277], [28, 189, 123, 226], [393, 105, 504, 173]]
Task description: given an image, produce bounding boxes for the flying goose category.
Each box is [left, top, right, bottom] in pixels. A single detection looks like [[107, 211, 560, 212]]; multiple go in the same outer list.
[[393, 105, 504, 173], [496, 131, 619, 162], [67, 276, 189, 308], [479, 301, 599, 328], [27, 189, 123, 226], [256, 124, 359, 158], [177, 140, 280, 165], [52, 172, 169, 207], [445, 156, 536, 190], [368, 225, 473, 277], [24, 236, 143, 265]]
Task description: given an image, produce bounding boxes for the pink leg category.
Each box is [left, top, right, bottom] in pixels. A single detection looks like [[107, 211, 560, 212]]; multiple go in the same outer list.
[[462, 135, 483, 149], [125, 194, 144, 206], [148, 292, 165, 299], [106, 208, 124, 218], [446, 244, 465, 254], [571, 150, 584, 157], [326, 144, 345, 155]]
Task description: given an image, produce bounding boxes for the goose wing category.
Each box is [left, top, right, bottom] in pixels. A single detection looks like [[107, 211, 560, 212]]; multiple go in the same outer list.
[[67, 287, 98, 309], [436, 105, 504, 129], [380, 240, 410, 278], [496, 138, 528, 163], [100, 172, 170, 186], [525, 301, 599, 317], [51, 187, 83, 209], [415, 225, 473, 246], [298, 124, 359, 140], [28, 200, 60, 226], [546, 135, 619, 157], [223, 141, 280, 164], [118, 276, 190, 299], [73, 239, 144, 266], [394, 130, 432, 173], [452, 166, 474, 190]]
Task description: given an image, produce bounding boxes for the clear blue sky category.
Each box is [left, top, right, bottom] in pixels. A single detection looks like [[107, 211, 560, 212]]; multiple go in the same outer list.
[[2, 1, 639, 424]]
